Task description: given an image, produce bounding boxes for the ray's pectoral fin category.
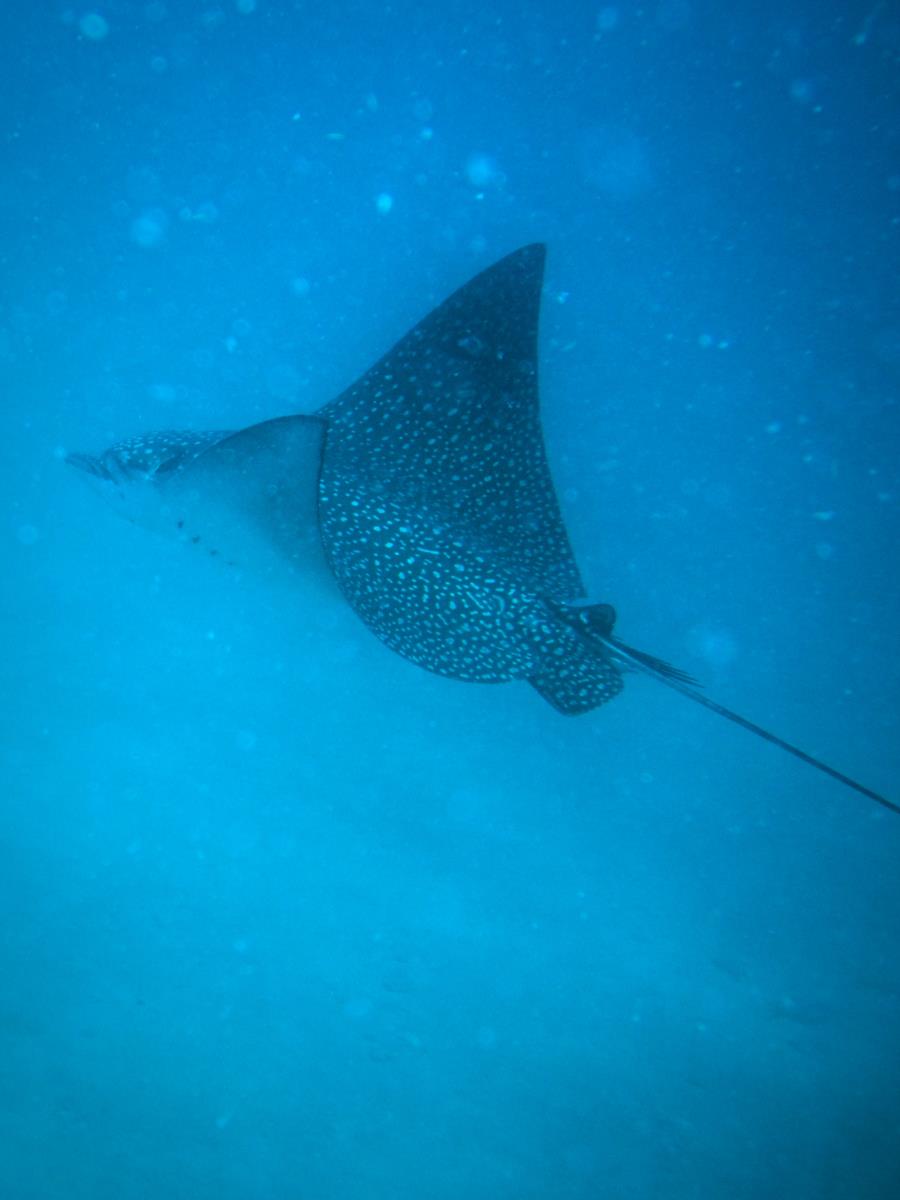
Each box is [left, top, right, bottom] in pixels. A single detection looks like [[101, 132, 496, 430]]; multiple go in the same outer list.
[[529, 642, 624, 715], [528, 603, 624, 714], [157, 415, 327, 570]]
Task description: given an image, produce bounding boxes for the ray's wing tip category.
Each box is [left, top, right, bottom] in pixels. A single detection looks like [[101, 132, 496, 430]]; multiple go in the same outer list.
[[493, 243, 546, 272], [516, 242, 547, 266]]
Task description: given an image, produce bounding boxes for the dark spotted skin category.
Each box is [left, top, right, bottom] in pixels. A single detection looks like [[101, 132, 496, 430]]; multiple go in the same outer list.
[[317, 244, 622, 708]]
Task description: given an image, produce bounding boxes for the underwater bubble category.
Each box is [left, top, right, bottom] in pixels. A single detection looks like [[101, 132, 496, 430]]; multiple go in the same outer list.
[[195, 201, 219, 223], [686, 624, 738, 668], [790, 78, 816, 105], [147, 382, 177, 403], [465, 153, 501, 188], [581, 125, 653, 198], [46, 291, 67, 316], [130, 209, 168, 248], [79, 12, 110, 40], [375, 192, 394, 214], [236, 730, 257, 751], [16, 524, 40, 547]]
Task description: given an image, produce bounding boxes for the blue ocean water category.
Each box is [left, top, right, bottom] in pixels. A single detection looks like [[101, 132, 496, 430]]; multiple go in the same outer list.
[[2, 2, 899, 1197]]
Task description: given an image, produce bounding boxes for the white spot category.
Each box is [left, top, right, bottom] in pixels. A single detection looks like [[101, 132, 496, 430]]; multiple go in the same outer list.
[[375, 192, 394, 214], [290, 276, 311, 297], [596, 7, 619, 33], [79, 12, 109, 40], [235, 0, 257, 12]]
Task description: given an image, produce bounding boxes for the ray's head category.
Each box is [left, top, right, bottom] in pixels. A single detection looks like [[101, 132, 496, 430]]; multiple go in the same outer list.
[[65, 442, 154, 511], [65, 430, 232, 516]]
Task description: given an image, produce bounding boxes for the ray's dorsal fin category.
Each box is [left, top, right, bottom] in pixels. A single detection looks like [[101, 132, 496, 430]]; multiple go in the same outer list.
[[318, 244, 584, 601]]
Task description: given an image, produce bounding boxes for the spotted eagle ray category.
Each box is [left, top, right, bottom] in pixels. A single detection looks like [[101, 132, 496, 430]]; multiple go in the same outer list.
[[67, 244, 897, 815]]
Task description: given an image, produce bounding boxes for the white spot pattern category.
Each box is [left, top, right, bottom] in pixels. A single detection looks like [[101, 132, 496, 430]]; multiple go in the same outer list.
[[317, 244, 623, 707], [69, 247, 625, 714]]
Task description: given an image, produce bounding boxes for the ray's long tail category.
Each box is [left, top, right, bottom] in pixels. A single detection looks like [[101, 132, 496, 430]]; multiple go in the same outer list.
[[602, 635, 899, 815], [562, 603, 898, 816]]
